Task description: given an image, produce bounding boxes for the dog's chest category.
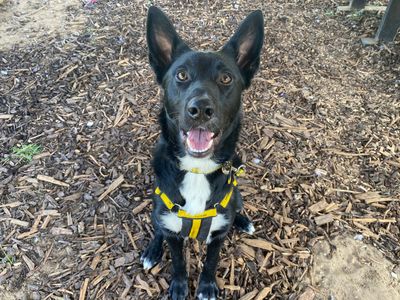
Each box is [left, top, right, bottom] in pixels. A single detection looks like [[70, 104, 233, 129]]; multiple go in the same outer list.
[[160, 172, 228, 243], [180, 173, 210, 214]]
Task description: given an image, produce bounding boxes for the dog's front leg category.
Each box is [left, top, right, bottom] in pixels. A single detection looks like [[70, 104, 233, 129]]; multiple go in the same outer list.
[[197, 237, 223, 300], [166, 235, 188, 300]]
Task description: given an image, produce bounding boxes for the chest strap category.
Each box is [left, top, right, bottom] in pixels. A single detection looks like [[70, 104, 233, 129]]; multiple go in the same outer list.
[[155, 178, 238, 241]]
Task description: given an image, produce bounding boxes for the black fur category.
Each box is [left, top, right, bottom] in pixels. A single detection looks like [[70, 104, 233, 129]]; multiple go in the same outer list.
[[142, 6, 264, 300]]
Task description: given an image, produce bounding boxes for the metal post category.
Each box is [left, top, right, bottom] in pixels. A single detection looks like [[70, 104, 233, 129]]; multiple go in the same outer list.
[[350, 0, 367, 9], [375, 0, 400, 41]]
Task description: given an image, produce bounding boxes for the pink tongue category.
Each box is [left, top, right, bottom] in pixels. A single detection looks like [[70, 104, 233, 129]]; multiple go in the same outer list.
[[187, 129, 213, 151]]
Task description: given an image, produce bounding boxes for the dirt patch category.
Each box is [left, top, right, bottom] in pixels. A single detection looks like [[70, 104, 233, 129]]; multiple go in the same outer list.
[[301, 235, 400, 300], [0, 0, 85, 51], [0, 0, 399, 299]]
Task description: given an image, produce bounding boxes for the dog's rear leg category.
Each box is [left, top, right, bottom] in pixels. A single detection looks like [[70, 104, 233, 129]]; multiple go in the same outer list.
[[233, 213, 255, 234], [141, 230, 164, 270]]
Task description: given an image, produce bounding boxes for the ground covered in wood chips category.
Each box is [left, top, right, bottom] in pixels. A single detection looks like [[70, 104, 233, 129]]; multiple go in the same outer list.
[[0, 0, 399, 299]]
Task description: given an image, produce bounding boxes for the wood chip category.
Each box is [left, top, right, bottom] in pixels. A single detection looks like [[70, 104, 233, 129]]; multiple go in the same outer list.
[[41, 215, 51, 229], [123, 223, 137, 250], [159, 278, 169, 290], [255, 287, 272, 300], [114, 252, 135, 268], [90, 255, 101, 270], [239, 289, 259, 300], [33, 152, 51, 160], [242, 238, 273, 251], [351, 218, 396, 223], [0, 217, 29, 227], [0, 114, 13, 119], [132, 199, 151, 214], [37, 175, 69, 187], [355, 192, 398, 204], [0, 201, 23, 208], [261, 186, 286, 192], [267, 265, 284, 275], [64, 192, 83, 201], [298, 287, 316, 300], [353, 222, 379, 239], [308, 200, 328, 213], [314, 214, 334, 225], [17, 230, 38, 239], [50, 227, 73, 235], [79, 278, 89, 300], [224, 285, 241, 291], [98, 175, 124, 201], [22, 254, 35, 271], [239, 243, 256, 259]]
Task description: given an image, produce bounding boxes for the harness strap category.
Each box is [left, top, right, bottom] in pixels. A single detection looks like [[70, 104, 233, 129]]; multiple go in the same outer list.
[[155, 163, 244, 240], [154, 187, 174, 210]]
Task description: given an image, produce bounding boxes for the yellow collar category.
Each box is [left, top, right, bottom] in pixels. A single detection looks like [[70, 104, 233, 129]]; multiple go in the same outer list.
[[181, 161, 245, 176]]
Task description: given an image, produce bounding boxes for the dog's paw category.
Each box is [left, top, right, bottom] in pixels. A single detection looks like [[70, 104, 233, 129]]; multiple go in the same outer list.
[[233, 213, 255, 235], [169, 277, 188, 300], [197, 279, 219, 300], [242, 222, 255, 234], [140, 240, 163, 270]]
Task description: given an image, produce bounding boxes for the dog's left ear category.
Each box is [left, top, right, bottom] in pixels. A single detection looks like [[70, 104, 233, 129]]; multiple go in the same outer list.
[[147, 6, 190, 84], [221, 10, 264, 88]]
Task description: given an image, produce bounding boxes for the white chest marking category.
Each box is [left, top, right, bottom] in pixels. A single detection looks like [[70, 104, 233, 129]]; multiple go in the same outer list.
[[160, 156, 229, 241], [180, 172, 210, 214]]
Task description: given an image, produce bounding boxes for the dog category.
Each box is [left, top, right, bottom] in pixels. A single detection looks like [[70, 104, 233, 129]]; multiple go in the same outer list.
[[141, 6, 264, 300]]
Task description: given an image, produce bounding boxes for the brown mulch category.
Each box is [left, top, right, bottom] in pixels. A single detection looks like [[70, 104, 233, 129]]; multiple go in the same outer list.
[[0, 0, 399, 299]]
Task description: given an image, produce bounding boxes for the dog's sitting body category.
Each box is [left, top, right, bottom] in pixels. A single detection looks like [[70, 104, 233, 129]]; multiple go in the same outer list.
[[141, 7, 264, 300]]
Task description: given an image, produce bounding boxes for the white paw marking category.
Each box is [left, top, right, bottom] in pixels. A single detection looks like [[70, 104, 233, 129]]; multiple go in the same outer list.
[[245, 223, 255, 235], [142, 258, 155, 270], [197, 293, 215, 300]]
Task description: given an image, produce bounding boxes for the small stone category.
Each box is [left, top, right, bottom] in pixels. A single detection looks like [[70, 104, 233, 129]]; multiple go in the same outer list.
[[78, 221, 85, 234], [98, 203, 109, 213], [83, 193, 93, 201], [31, 291, 41, 300], [315, 168, 327, 177], [354, 234, 364, 241]]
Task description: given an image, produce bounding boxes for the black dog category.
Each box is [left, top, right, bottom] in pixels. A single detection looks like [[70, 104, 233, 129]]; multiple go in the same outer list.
[[141, 6, 264, 300]]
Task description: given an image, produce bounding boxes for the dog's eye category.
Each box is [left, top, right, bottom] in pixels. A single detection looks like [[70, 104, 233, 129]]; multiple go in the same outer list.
[[219, 73, 232, 85], [176, 70, 189, 82]]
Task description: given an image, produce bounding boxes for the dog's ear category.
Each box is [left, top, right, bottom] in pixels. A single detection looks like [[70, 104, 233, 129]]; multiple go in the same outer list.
[[147, 6, 190, 84], [221, 10, 264, 88]]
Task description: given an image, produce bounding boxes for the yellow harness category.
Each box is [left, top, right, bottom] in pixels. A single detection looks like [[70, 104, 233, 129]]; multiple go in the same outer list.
[[155, 163, 244, 240]]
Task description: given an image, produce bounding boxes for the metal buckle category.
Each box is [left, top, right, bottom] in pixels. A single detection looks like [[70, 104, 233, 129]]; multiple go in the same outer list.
[[234, 164, 245, 176], [222, 161, 232, 175], [171, 203, 182, 213]]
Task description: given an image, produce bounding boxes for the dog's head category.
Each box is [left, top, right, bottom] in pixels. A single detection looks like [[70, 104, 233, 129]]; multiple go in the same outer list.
[[147, 7, 263, 160]]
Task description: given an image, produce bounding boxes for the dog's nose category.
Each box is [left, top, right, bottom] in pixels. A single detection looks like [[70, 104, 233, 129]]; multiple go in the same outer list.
[[187, 98, 214, 120]]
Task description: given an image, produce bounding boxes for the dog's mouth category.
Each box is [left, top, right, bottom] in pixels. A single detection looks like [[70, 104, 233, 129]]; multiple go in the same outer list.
[[180, 128, 219, 158]]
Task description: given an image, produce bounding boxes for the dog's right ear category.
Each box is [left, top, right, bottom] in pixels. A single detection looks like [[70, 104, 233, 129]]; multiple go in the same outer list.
[[147, 6, 190, 84]]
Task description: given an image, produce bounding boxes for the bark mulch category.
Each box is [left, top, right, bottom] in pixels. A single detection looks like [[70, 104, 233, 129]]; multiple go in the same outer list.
[[0, 0, 399, 299]]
